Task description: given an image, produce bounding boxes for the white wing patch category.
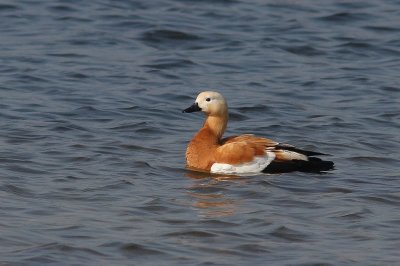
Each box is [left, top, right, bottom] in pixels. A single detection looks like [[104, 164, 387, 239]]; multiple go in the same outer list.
[[210, 151, 276, 174]]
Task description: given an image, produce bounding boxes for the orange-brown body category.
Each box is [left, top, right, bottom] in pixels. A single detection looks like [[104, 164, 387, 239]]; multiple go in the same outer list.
[[185, 113, 279, 171]]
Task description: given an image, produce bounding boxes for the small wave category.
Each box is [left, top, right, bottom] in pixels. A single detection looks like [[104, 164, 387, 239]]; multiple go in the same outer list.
[[57, 16, 92, 23], [0, 4, 19, 11], [178, 0, 237, 4], [2, 184, 36, 198], [120, 243, 166, 256], [82, 180, 134, 192], [143, 59, 196, 69], [348, 156, 399, 164], [270, 226, 309, 242], [47, 5, 78, 12], [17, 74, 50, 83], [381, 86, 400, 92], [6, 165, 49, 175], [14, 242, 106, 261], [331, 207, 373, 220], [50, 122, 89, 132], [364, 25, 400, 33], [71, 106, 120, 118], [234, 244, 270, 254], [111, 20, 152, 29], [337, 41, 373, 49], [64, 156, 93, 163], [283, 45, 325, 56], [360, 195, 400, 205], [163, 230, 217, 238], [229, 112, 248, 122], [67, 72, 89, 79], [46, 53, 87, 58], [236, 104, 270, 113], [141, 29, 201, 42], [317, 12, 368, 22]]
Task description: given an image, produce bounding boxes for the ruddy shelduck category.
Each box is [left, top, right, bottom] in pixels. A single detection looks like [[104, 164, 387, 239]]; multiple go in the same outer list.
[[183, 91, 334, 174]]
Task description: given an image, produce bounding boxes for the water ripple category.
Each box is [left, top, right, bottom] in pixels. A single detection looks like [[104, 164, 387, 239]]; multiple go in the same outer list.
[[0, 4, 19, 11], [270, 226, 310, 242], [120, 243, 166, 256], [317, 12, 369, 22], [1, 0, 399, 265]]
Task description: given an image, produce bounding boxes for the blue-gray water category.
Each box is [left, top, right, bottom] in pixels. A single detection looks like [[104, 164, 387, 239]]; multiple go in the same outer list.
[[1, 0, 400, 265]]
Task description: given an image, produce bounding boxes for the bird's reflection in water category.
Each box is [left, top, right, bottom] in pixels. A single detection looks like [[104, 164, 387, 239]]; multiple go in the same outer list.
[[185, 170, 246, 218]]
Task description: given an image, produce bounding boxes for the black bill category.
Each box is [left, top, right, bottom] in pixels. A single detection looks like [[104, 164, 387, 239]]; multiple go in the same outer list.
[[183, 102, 201, 113]]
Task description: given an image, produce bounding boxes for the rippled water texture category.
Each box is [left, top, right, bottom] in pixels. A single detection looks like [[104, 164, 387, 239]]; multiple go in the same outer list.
[[1, 0, 399, 265]]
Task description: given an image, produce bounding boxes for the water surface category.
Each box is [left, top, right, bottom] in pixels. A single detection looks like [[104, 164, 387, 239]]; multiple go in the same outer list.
[[0, 0, 399, 265]]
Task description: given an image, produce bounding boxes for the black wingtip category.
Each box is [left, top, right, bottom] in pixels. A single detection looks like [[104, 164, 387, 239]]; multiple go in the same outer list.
[[275, 144, 330, 157]]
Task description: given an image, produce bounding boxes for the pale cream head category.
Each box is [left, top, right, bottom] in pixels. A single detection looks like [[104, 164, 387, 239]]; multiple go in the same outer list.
[[195, 91, 228, 116]]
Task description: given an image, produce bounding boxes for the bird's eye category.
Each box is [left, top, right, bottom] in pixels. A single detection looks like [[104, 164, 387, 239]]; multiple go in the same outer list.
[[206, 98, 211, 102]]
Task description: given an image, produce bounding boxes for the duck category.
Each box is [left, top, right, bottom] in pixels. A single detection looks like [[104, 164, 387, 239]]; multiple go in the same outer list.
[[183, 91, 334, 174]]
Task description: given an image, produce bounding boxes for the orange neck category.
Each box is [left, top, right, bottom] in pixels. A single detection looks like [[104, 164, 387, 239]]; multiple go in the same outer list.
[[185, 111, 229, 170], [203, 113, 228, 141]]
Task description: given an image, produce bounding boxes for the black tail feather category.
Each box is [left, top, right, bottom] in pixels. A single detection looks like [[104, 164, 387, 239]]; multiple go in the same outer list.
[[275, 144, 329, 156], [263, 157, 334, 174]]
